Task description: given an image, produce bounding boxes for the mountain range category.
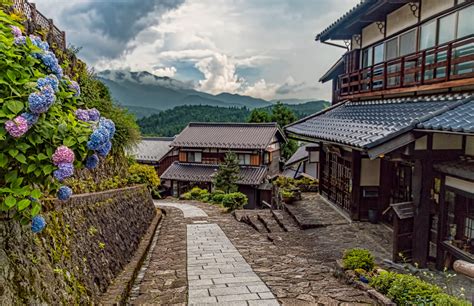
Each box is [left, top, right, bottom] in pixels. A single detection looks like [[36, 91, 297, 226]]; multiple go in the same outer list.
[[97, 70, 329, 118]]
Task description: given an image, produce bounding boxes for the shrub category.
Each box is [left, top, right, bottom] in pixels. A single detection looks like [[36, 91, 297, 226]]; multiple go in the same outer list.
[[127, 164, 160, 189], [180, 192, 192, 200], [369, 271, 398, 294], [180, 187, 209, 201], [432, 293, 471, 306], [221, 192, 248, 211], [211, 190, 225, 203], [189, 187, 203, 199], [342, 248, 375, 271], [387, 274, 443, 305]]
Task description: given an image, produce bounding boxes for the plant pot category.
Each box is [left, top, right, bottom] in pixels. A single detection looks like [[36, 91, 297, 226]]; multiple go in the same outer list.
[[368, 209, 378, 224], [282, 196, 294, 204]]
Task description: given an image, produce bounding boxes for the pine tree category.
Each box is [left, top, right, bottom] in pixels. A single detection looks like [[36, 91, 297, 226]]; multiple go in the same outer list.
[[248, 109, 271, 123], [213, 152, 240, 193]]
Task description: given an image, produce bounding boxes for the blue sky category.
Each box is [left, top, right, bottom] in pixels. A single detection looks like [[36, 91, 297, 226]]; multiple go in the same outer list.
[[35, 0, 358, 101]]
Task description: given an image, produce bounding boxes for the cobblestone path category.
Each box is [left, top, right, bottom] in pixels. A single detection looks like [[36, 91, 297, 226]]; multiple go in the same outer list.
[[157, 202, 208, 218]]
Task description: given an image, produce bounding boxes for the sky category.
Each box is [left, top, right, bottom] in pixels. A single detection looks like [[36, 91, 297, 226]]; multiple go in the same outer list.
[[34, 0, 359, 101]]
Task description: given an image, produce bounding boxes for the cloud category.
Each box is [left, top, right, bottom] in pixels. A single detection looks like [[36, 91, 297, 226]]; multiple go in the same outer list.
[[153, 66, 177, 78], [275, 77, 307, 95]]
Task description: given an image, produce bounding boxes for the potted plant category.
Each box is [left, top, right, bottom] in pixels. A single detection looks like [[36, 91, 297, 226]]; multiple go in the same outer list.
[[280, 188, 295, 204]]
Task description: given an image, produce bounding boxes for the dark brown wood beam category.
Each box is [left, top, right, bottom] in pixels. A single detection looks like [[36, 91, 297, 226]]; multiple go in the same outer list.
[[351, 151, 362, 221]]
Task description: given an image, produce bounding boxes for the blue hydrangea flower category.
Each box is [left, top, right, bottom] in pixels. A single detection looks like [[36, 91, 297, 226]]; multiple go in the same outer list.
[[57, 186, 73, 201], [53, 163, 74, 181], [28, 85, 56, 114], [87, 127, 110, 151], [88, 108, 100, 121], [31, 215, 46, 233], [75, 109, 90, 122], [85, 154, 99, 169], [39, 51, 63, 79], [69, 81, 80, 97], [37, 75, 59, 92], [14, 36, 26, 45], [99, 118, 116, 139], [97, 140, 112, 157], [20, 112, 39, 128], [29, 35, 49, 51]]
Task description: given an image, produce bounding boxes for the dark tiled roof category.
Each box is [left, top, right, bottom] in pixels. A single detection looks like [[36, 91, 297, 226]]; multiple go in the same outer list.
[[172, 122, 285, 150], [434, 158, 474, 181], [417, 101, 474, 133], [286, 94, 473, 149], [128, 137, 174, 162], [160, 162, 268, 185]]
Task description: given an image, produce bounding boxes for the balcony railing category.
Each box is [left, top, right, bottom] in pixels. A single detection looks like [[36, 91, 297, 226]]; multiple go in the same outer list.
[[338, 35, 474, 98]]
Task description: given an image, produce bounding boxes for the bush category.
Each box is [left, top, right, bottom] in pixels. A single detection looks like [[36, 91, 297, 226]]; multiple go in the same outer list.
[[211, 190, 225, 203], [127, 164, 160, 189], [369, 271, 398, 294], [387, 274, 442, 305], [342, 248, 375, 271], [221, 192, 248, 211], [432, 293, 471, 306], [180, 187, 209, 201]]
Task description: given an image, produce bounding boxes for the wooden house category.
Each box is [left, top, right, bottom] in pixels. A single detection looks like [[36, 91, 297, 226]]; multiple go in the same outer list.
[[286, 0, 473, 269], [160, 122, 287, 208], [129, 137, 178, 176], [282, 144, 320, 180]]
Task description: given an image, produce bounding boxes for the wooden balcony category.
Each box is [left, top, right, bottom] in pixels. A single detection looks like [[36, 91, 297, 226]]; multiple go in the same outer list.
[[338, 35, 474, 100]]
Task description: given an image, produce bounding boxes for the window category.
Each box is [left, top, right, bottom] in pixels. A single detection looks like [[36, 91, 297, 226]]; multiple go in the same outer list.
[[400, 30, 417, 56], [187, 152, 202, 163], [362, 47, 373, 68], [420, 20, 437, 50], [373, 43, 384, 64], [457, 5, 474, 38], [264, 152, 271, 164], [438, 13, 456, 44], [465, 217, 474, 239], [238, 154, 251, 165], [385, 37, 399, 61]]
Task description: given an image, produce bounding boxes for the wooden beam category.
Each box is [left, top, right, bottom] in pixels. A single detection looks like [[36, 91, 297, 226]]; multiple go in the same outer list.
[[436, 175, 448, 269], [341, 77, 474, 100], [351, 151, 362, 221]]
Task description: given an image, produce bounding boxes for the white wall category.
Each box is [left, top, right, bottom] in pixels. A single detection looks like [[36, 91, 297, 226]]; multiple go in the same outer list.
[[421, 0, 455, 21], [362, 22, 385, 48], [360, 158, 381, 186], [432, 133, 463, 150], [386, 4, 418, 36], [466, 136, 474, 156]]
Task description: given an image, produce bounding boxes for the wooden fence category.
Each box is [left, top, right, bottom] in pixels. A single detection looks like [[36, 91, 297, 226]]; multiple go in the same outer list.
[[11, 0, 66, 50]]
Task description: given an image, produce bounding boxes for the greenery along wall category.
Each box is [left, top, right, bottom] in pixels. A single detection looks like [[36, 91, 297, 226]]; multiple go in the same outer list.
[[0, 7, 140, 232]]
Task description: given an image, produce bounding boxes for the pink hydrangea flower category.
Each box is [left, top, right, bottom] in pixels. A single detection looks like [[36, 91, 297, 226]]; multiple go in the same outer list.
[[10, 25, 22, 37], [52, 145, 75, 166], [5, 116, 28, 138]]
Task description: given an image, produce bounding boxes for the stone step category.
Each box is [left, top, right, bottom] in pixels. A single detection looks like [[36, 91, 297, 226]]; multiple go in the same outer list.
[[247, 214, 268, 233], [271, 210, 299, 232], [257, 212, 285, 233]]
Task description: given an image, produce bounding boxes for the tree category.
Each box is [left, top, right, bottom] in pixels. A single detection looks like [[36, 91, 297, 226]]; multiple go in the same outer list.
[[271, 101, 297, 127], [248, 109, 270, 123], [213, 152, 240, 193]]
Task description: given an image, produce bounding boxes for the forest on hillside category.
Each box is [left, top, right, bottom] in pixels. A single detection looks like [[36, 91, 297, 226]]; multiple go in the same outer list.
[[137, 101, 329, 136]]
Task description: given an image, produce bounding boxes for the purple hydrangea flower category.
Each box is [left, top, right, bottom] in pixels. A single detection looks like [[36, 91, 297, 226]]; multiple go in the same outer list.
[[29, 35, 49, 51], [99, 118, 116, 139], [10, 25, 22, 37], [5, 116, 28, 138], [75, 109, 90, 122], [52, 146, 75, 166], [57, 186, 73, 201], [53, 163, 74, 181], [88, 108, 100, 121], [20, 112, 39, 128], [37, 75, 59, 92], [97, 140, 112, 157], [28, 85, 56, 114], [87, 127, 110, 151], [85, 154, 99, 169], [14, 36, 26, 45], [69, 80, 80, 97], [31, 215, 46, 233]]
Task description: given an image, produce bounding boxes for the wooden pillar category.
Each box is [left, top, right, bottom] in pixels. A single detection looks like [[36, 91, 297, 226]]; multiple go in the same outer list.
[[412, 157, 433, 267], [351, 151, 361, 221], [318, 143, 325, 194], [436, 175, 447, 269], [378, 158, 392, 220]]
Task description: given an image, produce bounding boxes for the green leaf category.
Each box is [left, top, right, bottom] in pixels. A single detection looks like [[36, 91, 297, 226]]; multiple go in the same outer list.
[[31, 202, 41, 217], [17, 199, 31, 211], [27, 164, 36, 173], [0, 153, 7, 168], [63, 137, 76, 147], [43, 165, 54, 175], [31, 189, 42, 199], [8, 149, 18, 157], [15, 154, 26, 164], [5, 171, 18, 184], [5, 196, 16, 208], [5, 100, 23, 114], [37, 153, 48, 161]]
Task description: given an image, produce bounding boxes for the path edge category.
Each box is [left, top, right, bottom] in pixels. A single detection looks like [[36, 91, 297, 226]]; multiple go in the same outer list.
[[98, 208, 163, 305]]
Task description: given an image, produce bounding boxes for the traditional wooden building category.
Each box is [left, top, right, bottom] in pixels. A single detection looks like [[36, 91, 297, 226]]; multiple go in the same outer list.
[[286, 0, 473, 268], [161, 123, 287, 208], [282, 144, 320, 180], [129, 137, 178, 175]]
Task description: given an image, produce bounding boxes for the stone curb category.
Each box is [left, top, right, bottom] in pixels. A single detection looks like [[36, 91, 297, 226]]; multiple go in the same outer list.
[[333, 260, 395, 306], [98, 208, 162, 305]]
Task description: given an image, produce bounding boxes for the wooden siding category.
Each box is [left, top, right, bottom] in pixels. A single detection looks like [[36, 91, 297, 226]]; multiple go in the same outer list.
[[179, 152, 187, 162]]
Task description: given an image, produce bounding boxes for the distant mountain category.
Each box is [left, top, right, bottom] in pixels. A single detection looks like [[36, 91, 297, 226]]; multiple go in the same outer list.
[[97, 70, 271, 112], [271, 98, 314, 105], [137, 101, 330, 136]]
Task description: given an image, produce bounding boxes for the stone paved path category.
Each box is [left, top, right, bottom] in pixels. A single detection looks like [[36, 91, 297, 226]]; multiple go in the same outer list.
[[157, 202, 208, 218], [187, 223, 278, 305]]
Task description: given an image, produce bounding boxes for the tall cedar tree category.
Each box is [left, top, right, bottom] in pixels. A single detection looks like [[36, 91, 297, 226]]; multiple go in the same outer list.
[[213, 152, 241, 193], [248, 109, 271, 123]]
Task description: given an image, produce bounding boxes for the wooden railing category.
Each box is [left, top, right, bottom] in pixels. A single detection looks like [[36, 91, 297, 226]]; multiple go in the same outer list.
[[11, 0, 66, 50], [338, 35, 474, 98]]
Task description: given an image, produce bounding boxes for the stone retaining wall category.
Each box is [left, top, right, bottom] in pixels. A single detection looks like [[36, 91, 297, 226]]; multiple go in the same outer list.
[[0, 185, 156, 304]]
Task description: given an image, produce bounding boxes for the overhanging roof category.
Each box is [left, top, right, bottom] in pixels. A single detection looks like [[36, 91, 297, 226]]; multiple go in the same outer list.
[[319, 58, 344, 83], [160, 162, 268, 186], [128, 137, 174, 162], [285, 93, 473, 151], [434, 159, 474, 181], [316, 0, 412, 42]]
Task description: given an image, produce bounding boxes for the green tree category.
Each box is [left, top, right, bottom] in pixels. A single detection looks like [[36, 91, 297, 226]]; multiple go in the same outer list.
[[271, 101, 297, 127], [213, 152, 240, 193], [247, 108, 270, 123]]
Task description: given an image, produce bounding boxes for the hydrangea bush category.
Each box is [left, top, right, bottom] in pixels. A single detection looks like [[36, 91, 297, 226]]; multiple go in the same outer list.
[[0, 12, 115, 232]]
